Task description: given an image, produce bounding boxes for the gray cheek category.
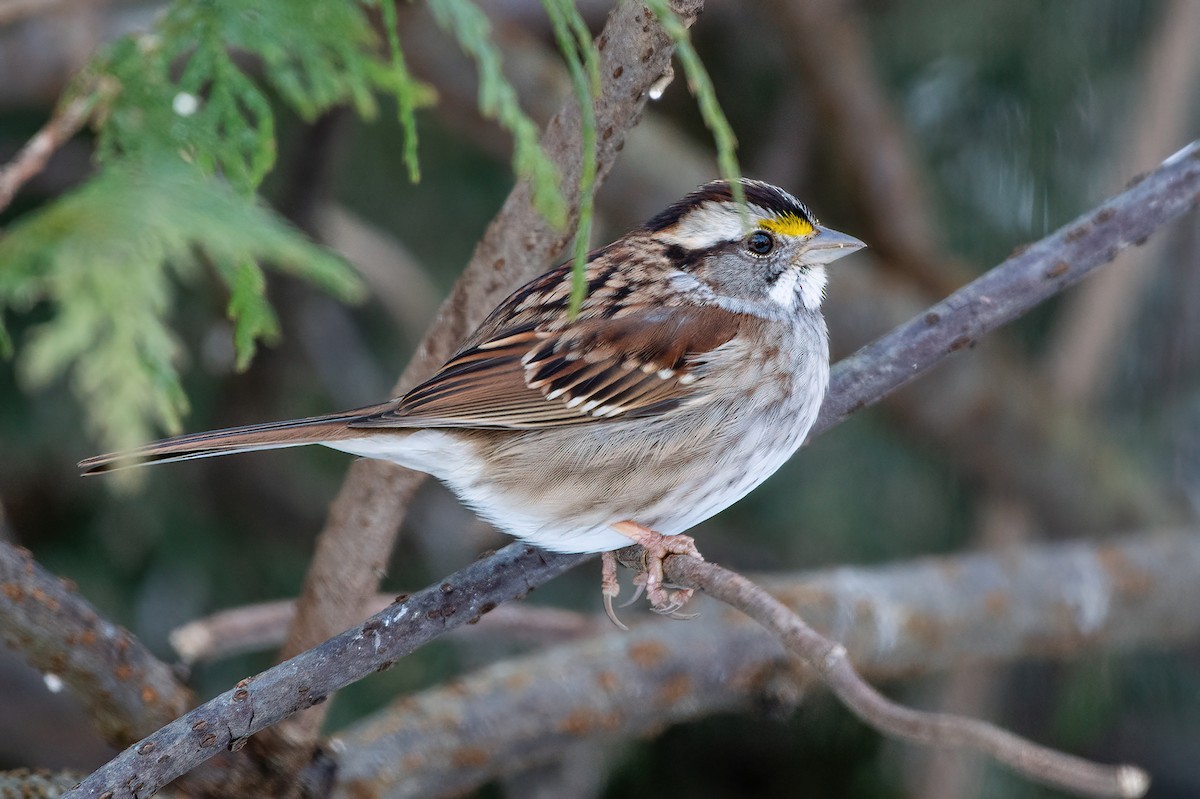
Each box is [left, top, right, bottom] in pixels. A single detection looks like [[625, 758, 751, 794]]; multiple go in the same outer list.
[[720, 254, 777, 299]]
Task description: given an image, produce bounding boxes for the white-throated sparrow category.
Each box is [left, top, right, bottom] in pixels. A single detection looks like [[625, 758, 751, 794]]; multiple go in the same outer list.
[[80, 179, 864, 622]]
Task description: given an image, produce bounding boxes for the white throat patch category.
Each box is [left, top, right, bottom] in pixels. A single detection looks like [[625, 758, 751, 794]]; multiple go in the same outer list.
[[771, 264, 827, 311]]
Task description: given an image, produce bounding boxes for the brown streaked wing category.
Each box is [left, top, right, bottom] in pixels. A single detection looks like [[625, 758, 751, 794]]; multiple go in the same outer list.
[[352, 305, 745, 430]]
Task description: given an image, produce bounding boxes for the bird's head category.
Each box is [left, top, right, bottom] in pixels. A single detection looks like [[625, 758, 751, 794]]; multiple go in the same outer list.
[[644, 179, 865, 313]]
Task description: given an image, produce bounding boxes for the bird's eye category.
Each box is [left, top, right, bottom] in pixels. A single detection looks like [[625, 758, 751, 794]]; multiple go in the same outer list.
[[746, 230, 774, 256]]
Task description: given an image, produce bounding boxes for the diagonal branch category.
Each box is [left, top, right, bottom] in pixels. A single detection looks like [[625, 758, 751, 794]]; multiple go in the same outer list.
[[812, 139, 1200, 436], [61, 545, 590, 799], [61, 137, 1200, 799], [0, 79, 112, 214]]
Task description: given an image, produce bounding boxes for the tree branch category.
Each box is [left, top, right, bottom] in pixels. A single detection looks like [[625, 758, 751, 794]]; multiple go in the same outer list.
[[812, 139, 1200, 436], [0, 79, 110, 214], [61, 546, 590, 799], [332, 531, 1195, 798], [0, 540, 191, 747], [656, 552, 1149, 799]]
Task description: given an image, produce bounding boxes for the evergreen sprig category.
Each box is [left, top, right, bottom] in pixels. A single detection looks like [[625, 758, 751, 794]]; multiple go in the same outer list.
[[2, 0, 428, 454], [0, 156, 362, 455]]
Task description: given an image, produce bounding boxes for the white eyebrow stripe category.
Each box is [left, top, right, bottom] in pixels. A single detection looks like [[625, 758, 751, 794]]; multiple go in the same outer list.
[[654, 201, 778, 248]]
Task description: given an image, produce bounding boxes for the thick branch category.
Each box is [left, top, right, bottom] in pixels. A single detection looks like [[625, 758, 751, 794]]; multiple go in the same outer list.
[[0, 540, 191, 746], [332, 532, 1193, 798], [62, 546, 590, 799]]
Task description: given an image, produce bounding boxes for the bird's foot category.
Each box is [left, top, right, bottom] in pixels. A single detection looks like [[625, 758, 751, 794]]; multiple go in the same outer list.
[[604, 521, 703, 623]]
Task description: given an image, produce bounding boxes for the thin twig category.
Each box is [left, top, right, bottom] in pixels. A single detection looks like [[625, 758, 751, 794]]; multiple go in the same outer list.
[[333, 532, 1199, 799], [170, 594, 596, 664], [0, 540, 191, 747], [0, 81, 109, 214], [654, 552, 1149, 798]]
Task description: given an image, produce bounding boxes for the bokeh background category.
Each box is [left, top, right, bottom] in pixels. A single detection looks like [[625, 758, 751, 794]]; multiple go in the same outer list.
[[1, 0, 1198, 796]]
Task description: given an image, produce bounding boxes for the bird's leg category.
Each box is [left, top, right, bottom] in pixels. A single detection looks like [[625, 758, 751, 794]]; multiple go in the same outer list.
[[612, 521, 704, 618]]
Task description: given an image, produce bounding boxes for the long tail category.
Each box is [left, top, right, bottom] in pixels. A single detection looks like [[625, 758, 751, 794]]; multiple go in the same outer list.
[[78, 401, 397, 474]]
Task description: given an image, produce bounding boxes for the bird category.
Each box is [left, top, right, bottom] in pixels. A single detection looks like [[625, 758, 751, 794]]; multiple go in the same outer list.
[[80, 179, 864, 625]]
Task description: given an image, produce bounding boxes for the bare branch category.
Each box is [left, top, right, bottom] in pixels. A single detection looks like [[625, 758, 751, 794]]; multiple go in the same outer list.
[[332, 532, 1196, 798], [813, 139, 1200, 437], [657, 553, 1149, 799], [0, 79, 110, 213], [0, 540, 191, 747], [170, 594, 596, 664], [60, 546, 589, 799]]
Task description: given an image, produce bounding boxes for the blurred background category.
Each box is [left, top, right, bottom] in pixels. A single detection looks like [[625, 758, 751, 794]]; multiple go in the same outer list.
[[1, 0, 1198, 796]]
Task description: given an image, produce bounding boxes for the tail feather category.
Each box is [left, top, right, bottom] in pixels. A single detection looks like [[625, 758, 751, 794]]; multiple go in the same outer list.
[[79, 401, 396, 474]]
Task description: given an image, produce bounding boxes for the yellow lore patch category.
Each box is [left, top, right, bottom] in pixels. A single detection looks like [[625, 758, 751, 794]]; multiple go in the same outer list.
[[758, 214, 815, 238]]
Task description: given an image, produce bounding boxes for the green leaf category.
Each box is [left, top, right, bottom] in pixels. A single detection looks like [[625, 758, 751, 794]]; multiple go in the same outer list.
[[95, 0, 434, 194], [0, 155, 362, 454], [214, 258, 282, 371]]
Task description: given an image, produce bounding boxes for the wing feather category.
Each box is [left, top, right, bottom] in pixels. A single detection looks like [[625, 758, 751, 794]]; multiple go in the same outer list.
[[354, 303, 744, 430]]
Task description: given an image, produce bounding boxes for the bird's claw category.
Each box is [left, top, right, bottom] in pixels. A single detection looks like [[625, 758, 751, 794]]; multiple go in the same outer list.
[[598, 522, 704, 627]]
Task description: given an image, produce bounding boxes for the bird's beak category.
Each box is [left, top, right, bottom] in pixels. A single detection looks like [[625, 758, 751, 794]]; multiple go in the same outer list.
[[805, 226, 866, 265]]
